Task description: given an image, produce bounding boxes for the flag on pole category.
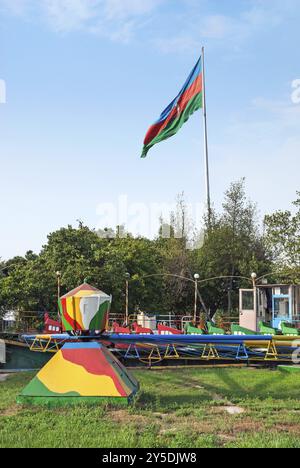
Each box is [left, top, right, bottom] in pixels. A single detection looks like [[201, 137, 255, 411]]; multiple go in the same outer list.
[[141, 57, 203, 158]]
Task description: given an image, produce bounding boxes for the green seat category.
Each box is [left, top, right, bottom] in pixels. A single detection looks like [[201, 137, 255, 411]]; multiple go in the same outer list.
[[281, 322, 299, 336], [207, 322, 225, 335], [258, 321, 277, 336], [186, 324, 204, 335], [231, 324, 257, 336]]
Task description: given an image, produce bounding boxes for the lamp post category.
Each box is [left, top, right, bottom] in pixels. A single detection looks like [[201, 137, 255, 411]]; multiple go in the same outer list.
[[251, 272, 257, 289], [194, 274, 200, 324], [125, 273, 131, 325], [56, 271, 62, 322]]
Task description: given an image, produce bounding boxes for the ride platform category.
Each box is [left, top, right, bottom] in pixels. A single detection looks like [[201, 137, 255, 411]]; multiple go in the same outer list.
[[17, 342, 139, 406]]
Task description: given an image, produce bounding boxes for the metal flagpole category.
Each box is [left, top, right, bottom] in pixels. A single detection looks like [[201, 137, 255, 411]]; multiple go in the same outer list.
[[201, 46, 211, 219]]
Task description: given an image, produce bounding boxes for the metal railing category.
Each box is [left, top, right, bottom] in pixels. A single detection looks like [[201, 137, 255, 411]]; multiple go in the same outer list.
[[0, 311, 59, 333], [217, 316, 240, 332], [108, 313, 196, 332], [107, 313, 137, 330], [180, 315, 194, 331]]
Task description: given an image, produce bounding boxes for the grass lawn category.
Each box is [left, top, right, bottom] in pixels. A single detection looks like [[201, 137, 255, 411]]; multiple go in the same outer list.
[[0, 367, 299, 448]]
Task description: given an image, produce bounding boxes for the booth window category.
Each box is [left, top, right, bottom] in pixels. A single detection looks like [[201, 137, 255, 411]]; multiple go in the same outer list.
[[273, 297, 290, 318], [242, 291, 254, 310]]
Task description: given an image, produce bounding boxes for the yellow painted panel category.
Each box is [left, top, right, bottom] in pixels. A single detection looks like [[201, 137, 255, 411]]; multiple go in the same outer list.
[[73, 291, 98, 298], [73, 297, 85, 329], [274, 336, 298, 342], [245, 341, 269, 347], [65, 297, 84, 329], [38, 351, 122, 397]]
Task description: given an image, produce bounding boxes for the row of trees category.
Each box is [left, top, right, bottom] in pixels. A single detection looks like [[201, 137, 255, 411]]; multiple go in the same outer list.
[[0, 180, 299, 318]]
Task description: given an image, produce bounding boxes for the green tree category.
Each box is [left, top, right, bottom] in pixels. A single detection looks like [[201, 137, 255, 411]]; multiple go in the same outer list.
[[0, 255, 56, 312], [156, 193, 199, 315], [99, 236, 165, 314], [264, 192, 300, 281], [193, 179, 271, 317], [0, 182, 274, 323]]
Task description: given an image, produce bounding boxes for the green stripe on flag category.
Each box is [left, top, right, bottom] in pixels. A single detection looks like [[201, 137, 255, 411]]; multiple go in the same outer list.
[[141, 92, 202, 158]]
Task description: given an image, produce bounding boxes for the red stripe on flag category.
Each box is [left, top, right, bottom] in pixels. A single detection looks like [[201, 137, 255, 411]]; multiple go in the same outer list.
[[144, 74, 202, 146]]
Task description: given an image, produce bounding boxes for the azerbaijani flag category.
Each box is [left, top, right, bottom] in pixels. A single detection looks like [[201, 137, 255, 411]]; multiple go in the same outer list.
[[141, 57, 203, 158]]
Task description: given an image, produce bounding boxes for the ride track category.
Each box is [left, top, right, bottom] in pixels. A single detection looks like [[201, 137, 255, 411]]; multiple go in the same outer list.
[[22, 333, 299, 367]]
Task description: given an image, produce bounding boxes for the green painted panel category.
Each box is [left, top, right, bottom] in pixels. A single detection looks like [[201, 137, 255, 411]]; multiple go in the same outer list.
[[17, 395, 131, 407], [90, 300, 110, 331]]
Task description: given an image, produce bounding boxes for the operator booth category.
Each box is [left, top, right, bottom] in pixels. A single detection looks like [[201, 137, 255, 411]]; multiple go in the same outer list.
[[239, 283, 300, 332]]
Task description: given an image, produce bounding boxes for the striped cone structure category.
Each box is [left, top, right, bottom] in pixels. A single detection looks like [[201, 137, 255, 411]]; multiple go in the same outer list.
[[58, 283, 112, 333], [17, 343, 139, 406]]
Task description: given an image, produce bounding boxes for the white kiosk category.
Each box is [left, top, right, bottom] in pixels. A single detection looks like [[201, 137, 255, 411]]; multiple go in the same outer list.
[[239, 283, 300, 332]]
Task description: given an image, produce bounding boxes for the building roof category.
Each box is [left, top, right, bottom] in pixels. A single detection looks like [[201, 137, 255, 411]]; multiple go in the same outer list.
[[60, 283, 110, 299]]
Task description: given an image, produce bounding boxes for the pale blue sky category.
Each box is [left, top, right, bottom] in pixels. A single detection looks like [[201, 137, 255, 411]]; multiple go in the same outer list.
[[0, 0, 299, 259]]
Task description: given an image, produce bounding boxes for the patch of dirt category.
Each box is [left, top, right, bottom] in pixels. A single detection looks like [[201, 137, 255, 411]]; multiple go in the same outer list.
[[211, 392, 245, 415], [0, 374, 9, 383], [159, 419, 214, 436], [1, 405, 20, 417], [212, 418, 300, 438], [223, 406, 245, 415], [108, 409, 214, 437], [275, 424, 300, 434], [153, 412, 170, 419], [212, 393, 224, 402], [160, 427, 178, 435], [194, 412, 265, 435], [108, 407, 293, 442], [108, 409, 148, 426], [218, 434, 237, 443], [230, 420, 264, 433]]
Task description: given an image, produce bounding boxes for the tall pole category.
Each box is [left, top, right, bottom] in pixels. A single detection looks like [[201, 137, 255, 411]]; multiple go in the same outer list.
[[56, 271, 61, 322], [202, 46, 211, 219], [125, 273, 130, 325], [194, 274, 200, 324], [194, 280, 198, 324], [125, 280, 129, 325], [251, 272, 258, 331]]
